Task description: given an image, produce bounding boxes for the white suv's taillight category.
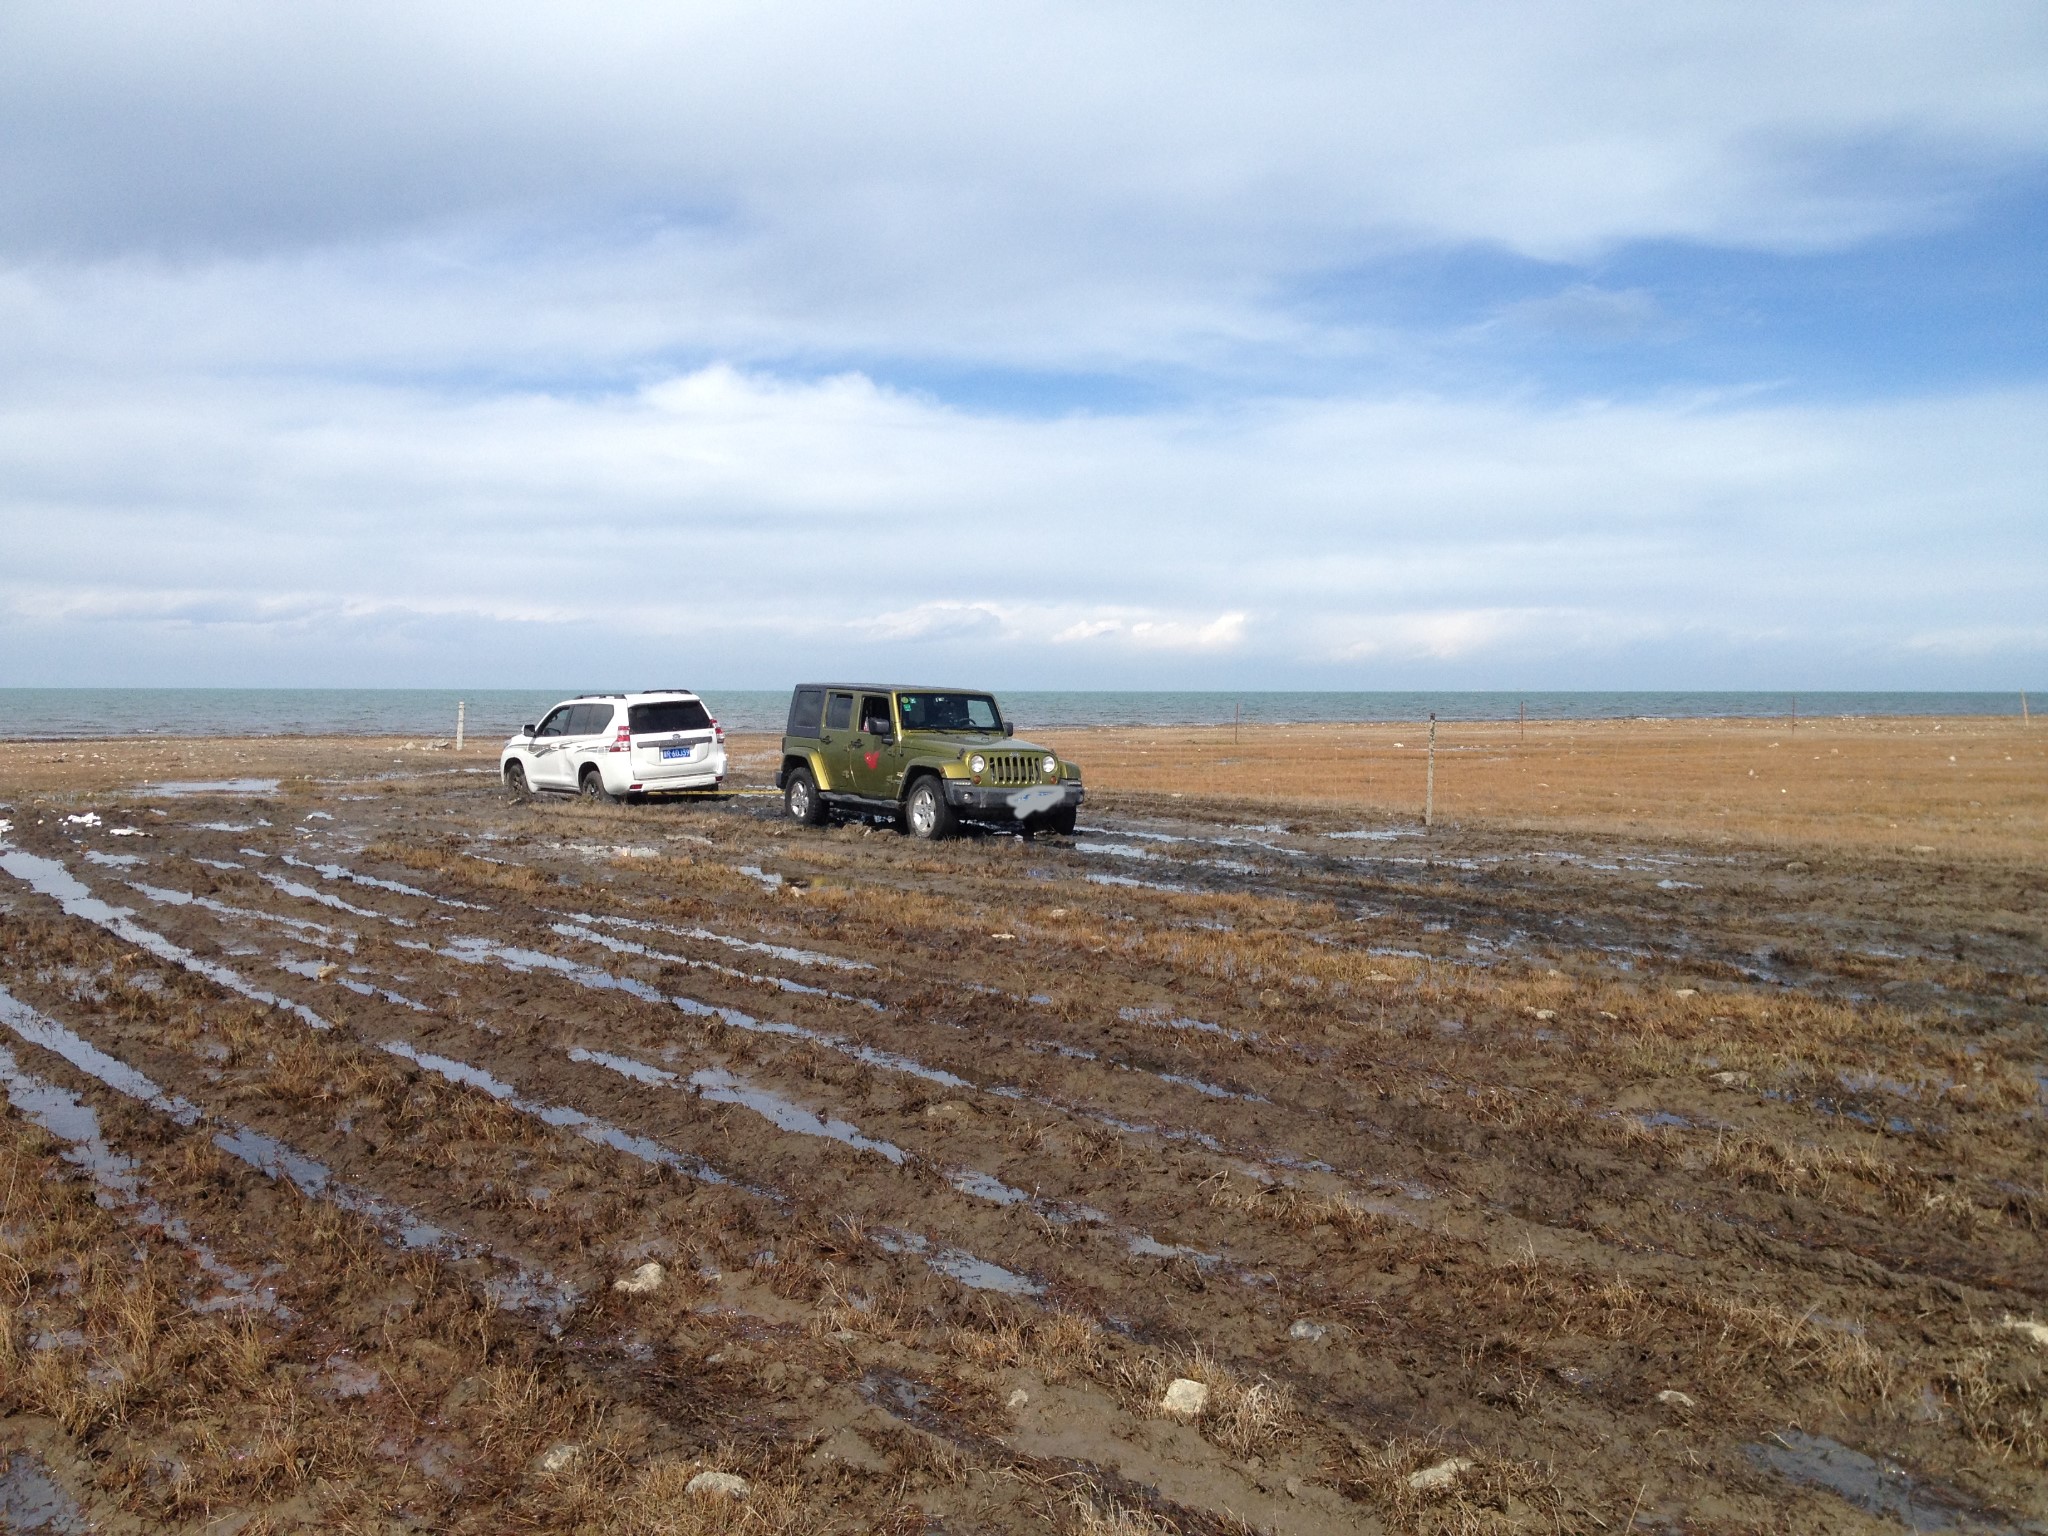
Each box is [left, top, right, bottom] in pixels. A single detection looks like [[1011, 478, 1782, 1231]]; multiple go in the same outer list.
[[609, 723, 630, 754], [711, 718, 724, 744]]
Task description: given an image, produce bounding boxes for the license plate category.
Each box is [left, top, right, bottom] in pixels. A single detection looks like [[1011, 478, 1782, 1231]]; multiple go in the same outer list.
[[661, 745, 695, 761]]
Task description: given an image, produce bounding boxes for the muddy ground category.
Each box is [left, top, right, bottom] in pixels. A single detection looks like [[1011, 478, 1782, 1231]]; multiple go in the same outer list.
[[0, 743, 2043, 1533]]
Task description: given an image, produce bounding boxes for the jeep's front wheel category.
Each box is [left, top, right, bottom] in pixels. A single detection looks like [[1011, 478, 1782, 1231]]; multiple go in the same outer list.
[[504, 761, 531, 802], [785, 767, 829, 826], [904, 777, 956, 841]]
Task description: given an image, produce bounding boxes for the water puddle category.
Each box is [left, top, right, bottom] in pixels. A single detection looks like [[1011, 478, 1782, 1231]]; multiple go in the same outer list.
[[397, 922, 1413, 1255], [1085, 872, 1188, 893], [1118, 1006, 1257, 1046], [274, 956, 433, 1012], [1750, 1430, 2025, 1534], [0, 1023, 283, 1317], [568, 1046, 906, 1165], [553, 923, 882, 1010], [1126, 1233, 1223, 1268], [426, 932, 973, 1091], [948, 1169, 1031, 1205], [1155, 1069, 1266, 1103], [0, 1449, 93, 1534], [1027, 1039, 1264, 1103], [193, 819, 270, 832], [279, 854, 489, 910], [141, 779, 280, 797], [380, 1039, 741, 1190], [129, 879, 339, 942], [870, 1228, 1042, 1297], [261, 872, 414, 927], [736, 864, 784, 890], [0, 981, 570, 1322], [562, 910, 874, 971], [81, 850, 143, 869]]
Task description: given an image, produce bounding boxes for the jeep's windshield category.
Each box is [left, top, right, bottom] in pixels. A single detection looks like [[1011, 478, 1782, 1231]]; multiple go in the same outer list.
[[897, 693, 1003, 733]]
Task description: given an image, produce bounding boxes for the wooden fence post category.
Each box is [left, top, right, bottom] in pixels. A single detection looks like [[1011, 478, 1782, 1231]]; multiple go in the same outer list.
[[1425, 712, 1436, 830]]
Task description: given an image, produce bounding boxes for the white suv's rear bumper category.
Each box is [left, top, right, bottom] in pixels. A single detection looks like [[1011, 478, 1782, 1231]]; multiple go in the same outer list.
[[614, 745, 728, 795]]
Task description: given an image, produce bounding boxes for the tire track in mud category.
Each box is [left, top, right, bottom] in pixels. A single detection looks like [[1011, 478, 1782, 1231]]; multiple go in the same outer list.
[[36, 837, 1897, 1309], [1, 844, 334, 1030], [3, 848, 1070, 1305], [28, 828, 2008, 1315], [19, 786, 2048, 1531], [0, 1029, 286, 1318], [0, 980, 579, 1322], [0, 928, 1391, 1536], [56, 861, 1224, 1297], [10, 842, 1403, 1364]]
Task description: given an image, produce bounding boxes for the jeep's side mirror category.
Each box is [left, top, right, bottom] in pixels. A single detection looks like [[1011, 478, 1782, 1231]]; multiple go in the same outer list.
[[1003, 721, 1015, 737], [522, 723, 537, 736]]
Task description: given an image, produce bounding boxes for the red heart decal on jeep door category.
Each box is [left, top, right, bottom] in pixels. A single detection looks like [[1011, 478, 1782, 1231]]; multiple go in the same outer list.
[[864, 752, 880, 770]]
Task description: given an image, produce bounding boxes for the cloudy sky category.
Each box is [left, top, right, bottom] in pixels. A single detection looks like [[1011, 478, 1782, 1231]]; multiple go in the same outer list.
[[2, 1, 2043, 690]]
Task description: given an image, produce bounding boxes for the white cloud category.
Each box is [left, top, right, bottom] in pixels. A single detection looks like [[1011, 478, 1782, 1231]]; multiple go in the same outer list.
[[0, 5, 2041, 688], [1, 365, 2041, 685], [0, 2, 2041, 382]]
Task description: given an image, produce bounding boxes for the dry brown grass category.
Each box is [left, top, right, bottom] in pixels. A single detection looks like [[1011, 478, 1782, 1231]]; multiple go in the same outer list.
[[1019, 714, 2048, 860], [0, 734, 502, 796]]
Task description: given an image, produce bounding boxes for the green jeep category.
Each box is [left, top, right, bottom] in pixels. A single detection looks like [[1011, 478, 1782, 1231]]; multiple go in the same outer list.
[[777, 685, 1083, 839]]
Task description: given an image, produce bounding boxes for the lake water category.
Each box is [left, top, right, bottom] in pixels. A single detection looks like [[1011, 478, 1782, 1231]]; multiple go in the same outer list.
[[0, 688, 2031, 740]]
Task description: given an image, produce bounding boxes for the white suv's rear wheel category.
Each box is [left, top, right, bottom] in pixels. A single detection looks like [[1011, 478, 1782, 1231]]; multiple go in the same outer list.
[[579, 767, 616, 804]]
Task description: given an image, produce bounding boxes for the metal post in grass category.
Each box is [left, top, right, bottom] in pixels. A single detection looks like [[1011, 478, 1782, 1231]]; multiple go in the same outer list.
[[456, 701, 465, 752], [2024, 692, 2031, 726], [1425, 712, 1436, 831], [1519, 698, 1526, 742]]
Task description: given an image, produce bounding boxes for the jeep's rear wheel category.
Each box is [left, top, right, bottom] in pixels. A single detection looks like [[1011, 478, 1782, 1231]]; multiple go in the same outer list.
[[579, 767, 616, 804], [504, 761, 531, 802], [905, 777, 955, 841], [785, 767, 829, 826]]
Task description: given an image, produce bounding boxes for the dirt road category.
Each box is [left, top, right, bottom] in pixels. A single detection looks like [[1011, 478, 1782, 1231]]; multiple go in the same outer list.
[[1, 740, 2042, 1532]]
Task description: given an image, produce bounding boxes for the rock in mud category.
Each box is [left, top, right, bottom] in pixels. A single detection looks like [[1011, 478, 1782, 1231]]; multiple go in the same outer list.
[[1656, 1390, 1698, 1410], [2002, 1315, 2048, 1347], [537, 1443, 579, 1474], [1159, 1378, 1209, 1418], [685, 1471, 750, 1499], [1287, 1319, 1327, 1342], [613, 1260, 666, 1295], [1708, 1070, 1751, 1088], [1006, 1388, 1030, 1409], [1407, 1456, 1474, 1491]]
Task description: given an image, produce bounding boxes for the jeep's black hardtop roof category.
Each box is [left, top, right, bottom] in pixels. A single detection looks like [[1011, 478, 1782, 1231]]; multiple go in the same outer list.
[[791, 684, 996, 695]]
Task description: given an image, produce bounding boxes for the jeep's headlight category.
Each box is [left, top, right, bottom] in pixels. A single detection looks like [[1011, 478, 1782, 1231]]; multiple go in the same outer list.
[[1042, 755, 1058, 778], [969, 754, 986, 775]]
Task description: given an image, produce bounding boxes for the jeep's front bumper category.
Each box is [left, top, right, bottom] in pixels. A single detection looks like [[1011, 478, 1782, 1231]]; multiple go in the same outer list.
[[943, 781, 1084, 821]]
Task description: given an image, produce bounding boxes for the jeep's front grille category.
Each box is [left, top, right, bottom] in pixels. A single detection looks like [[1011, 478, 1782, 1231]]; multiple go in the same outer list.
[[984, 752, 1042, 787]]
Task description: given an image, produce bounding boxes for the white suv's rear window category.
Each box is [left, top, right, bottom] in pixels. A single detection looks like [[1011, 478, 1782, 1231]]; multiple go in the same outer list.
[[629, 700, 712, 734]]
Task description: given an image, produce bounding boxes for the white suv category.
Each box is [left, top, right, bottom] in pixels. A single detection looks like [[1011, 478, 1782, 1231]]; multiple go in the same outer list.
[[501, 691, 727, 802]]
